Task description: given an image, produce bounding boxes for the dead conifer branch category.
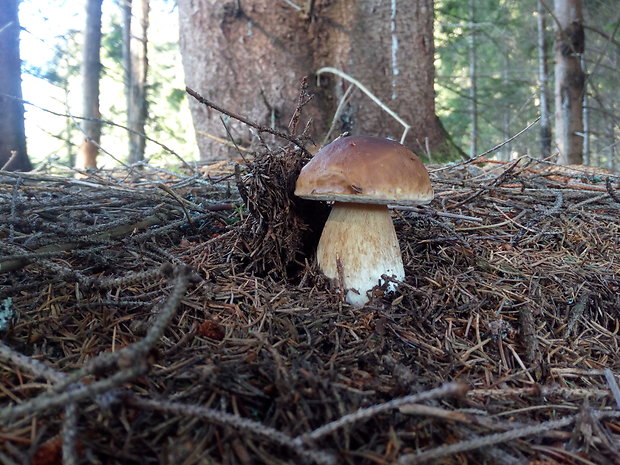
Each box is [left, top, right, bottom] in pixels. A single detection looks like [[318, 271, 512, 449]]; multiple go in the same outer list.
[[0, 363, 148, 424], [127, 396, 336, 465], [562, 293, 590, 339], [0, 266, 191, 425], [186, 86, 310, 152], [0, 93, 191, 169], [431, 117, 541, 172], [0, 208, 181, 273], [511, 189, 563, 245], [297, 382, 468, 443], [398, 411, 620, 465], [62, 402, 79, 465], [0, 341, 66, 383], [49, 266, 192, 395], [606, 176, 620, 203], [604, 369, 620, 409]]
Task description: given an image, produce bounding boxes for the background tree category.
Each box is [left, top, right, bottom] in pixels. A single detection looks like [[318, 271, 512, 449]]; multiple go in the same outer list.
[[28, 32, 82, 166], [0, 0, 31, 171], [553, 0, 585, 165], [178, 0, 462, 161], [436, 0, 541, 160], [15, 0, 620, 170], [468, 0, 478, 158], [79, 0, 104, 169], [537, 0, 552, 158], [123, 0, 150, 163], [580, 0, 618, 170]]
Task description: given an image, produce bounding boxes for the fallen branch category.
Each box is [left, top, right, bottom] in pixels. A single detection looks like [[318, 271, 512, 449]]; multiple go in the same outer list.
[[0, 266, 191, 425], [186, 86, 310, 153]]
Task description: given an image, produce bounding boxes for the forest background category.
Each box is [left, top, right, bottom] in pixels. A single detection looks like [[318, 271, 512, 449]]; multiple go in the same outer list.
[[8, 0, 620, 171]]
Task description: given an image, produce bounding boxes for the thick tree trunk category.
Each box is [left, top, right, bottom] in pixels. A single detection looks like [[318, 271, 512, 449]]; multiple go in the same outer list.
[[125, 0, 150, 164], [178, 0, 461, 161], [0, 0, 31, 171], [79, 0, 103, 169], [536, 0, 552, 158], [553, 0, 585, 165]]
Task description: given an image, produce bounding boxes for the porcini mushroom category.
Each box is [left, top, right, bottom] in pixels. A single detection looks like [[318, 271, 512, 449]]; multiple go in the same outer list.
[[295, 136, 433, 307]]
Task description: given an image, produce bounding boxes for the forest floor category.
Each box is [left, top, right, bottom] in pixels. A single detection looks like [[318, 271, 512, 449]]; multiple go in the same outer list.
[[1, 143, 620, 465]]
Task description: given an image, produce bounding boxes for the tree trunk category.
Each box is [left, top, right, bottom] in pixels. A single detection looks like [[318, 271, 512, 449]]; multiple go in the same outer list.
[[468, 0, 478, 158], [553, 0, 585, 165], [125, 0, 150, 164], [122, 0, 131, 100], [0, 0, 31, 171], [580, 55, 589, 164], [500, 53, 510, 161], [79, 0, 103, 169], [536, 0, 552, 158], [178, 0, 462, 161]]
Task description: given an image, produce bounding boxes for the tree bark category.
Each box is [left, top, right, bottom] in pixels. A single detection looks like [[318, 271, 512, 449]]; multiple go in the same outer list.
[[178, 0, 462, 161], [468, 0, 478, 159], [122, 0, 131, 101], [125, 0, 150, 164], [0, 0, 31, 171], [553, 0, 585, 165], [80, 0, 103, 167], [536, 0, 552, 158]]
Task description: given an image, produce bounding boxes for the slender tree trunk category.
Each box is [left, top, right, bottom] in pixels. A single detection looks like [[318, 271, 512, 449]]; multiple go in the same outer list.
[[0, 0, 31, 171], [609, 118, 616, 172], [553, 0, 585, 165], [64, 83, 74, 167], [125, 0, 149, 164], [501, 53, 510, 161], [468, 0, 478, 158], [536, 0, 552, 158], [609, 51, 617, 170], [122, 0, 131, 92], [79, 0, 103, 169], [178, 0, 462, 161], [580, 55, 589, 164]]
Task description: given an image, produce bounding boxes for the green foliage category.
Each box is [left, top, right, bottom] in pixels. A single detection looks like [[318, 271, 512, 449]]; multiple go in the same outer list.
[[167, 88, 186, 111], [435, 0, 541, 157], [101, 16, 124, 65], [436, 0, 619, 167], [20, 0, 194, 168]]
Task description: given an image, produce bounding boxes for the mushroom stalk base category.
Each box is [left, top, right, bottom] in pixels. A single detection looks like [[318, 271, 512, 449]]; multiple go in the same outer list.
[[317, 202, 405, 307]]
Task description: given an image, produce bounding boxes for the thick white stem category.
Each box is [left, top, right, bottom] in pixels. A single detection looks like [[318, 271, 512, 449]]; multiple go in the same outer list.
[[317, 203, 404, 307]]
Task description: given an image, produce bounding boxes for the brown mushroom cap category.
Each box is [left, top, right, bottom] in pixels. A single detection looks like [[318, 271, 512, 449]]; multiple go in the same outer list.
[[295, 136, 433, 206]]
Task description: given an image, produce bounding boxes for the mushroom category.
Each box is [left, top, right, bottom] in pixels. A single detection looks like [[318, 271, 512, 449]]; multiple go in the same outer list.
[[295, 135, 433, 307]]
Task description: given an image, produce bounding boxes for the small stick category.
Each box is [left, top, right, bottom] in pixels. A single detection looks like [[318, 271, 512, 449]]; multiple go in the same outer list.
[[296, 382, 467, 443], [394, 205, 483, 223], [62, 403, 79, 465], [398, 410, 620, 464], [607, 177, 620, 204], [186, 87, 309, 153], [1, 150, 20, 170], [127, 396, 335, 465], [315, 67, 411, 144], [562, 293, 589, 339], [604, 369, 620, 409], [0, 93, 191, 169], [431, 117, 541, 173], [397, 415, 576, 464]]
